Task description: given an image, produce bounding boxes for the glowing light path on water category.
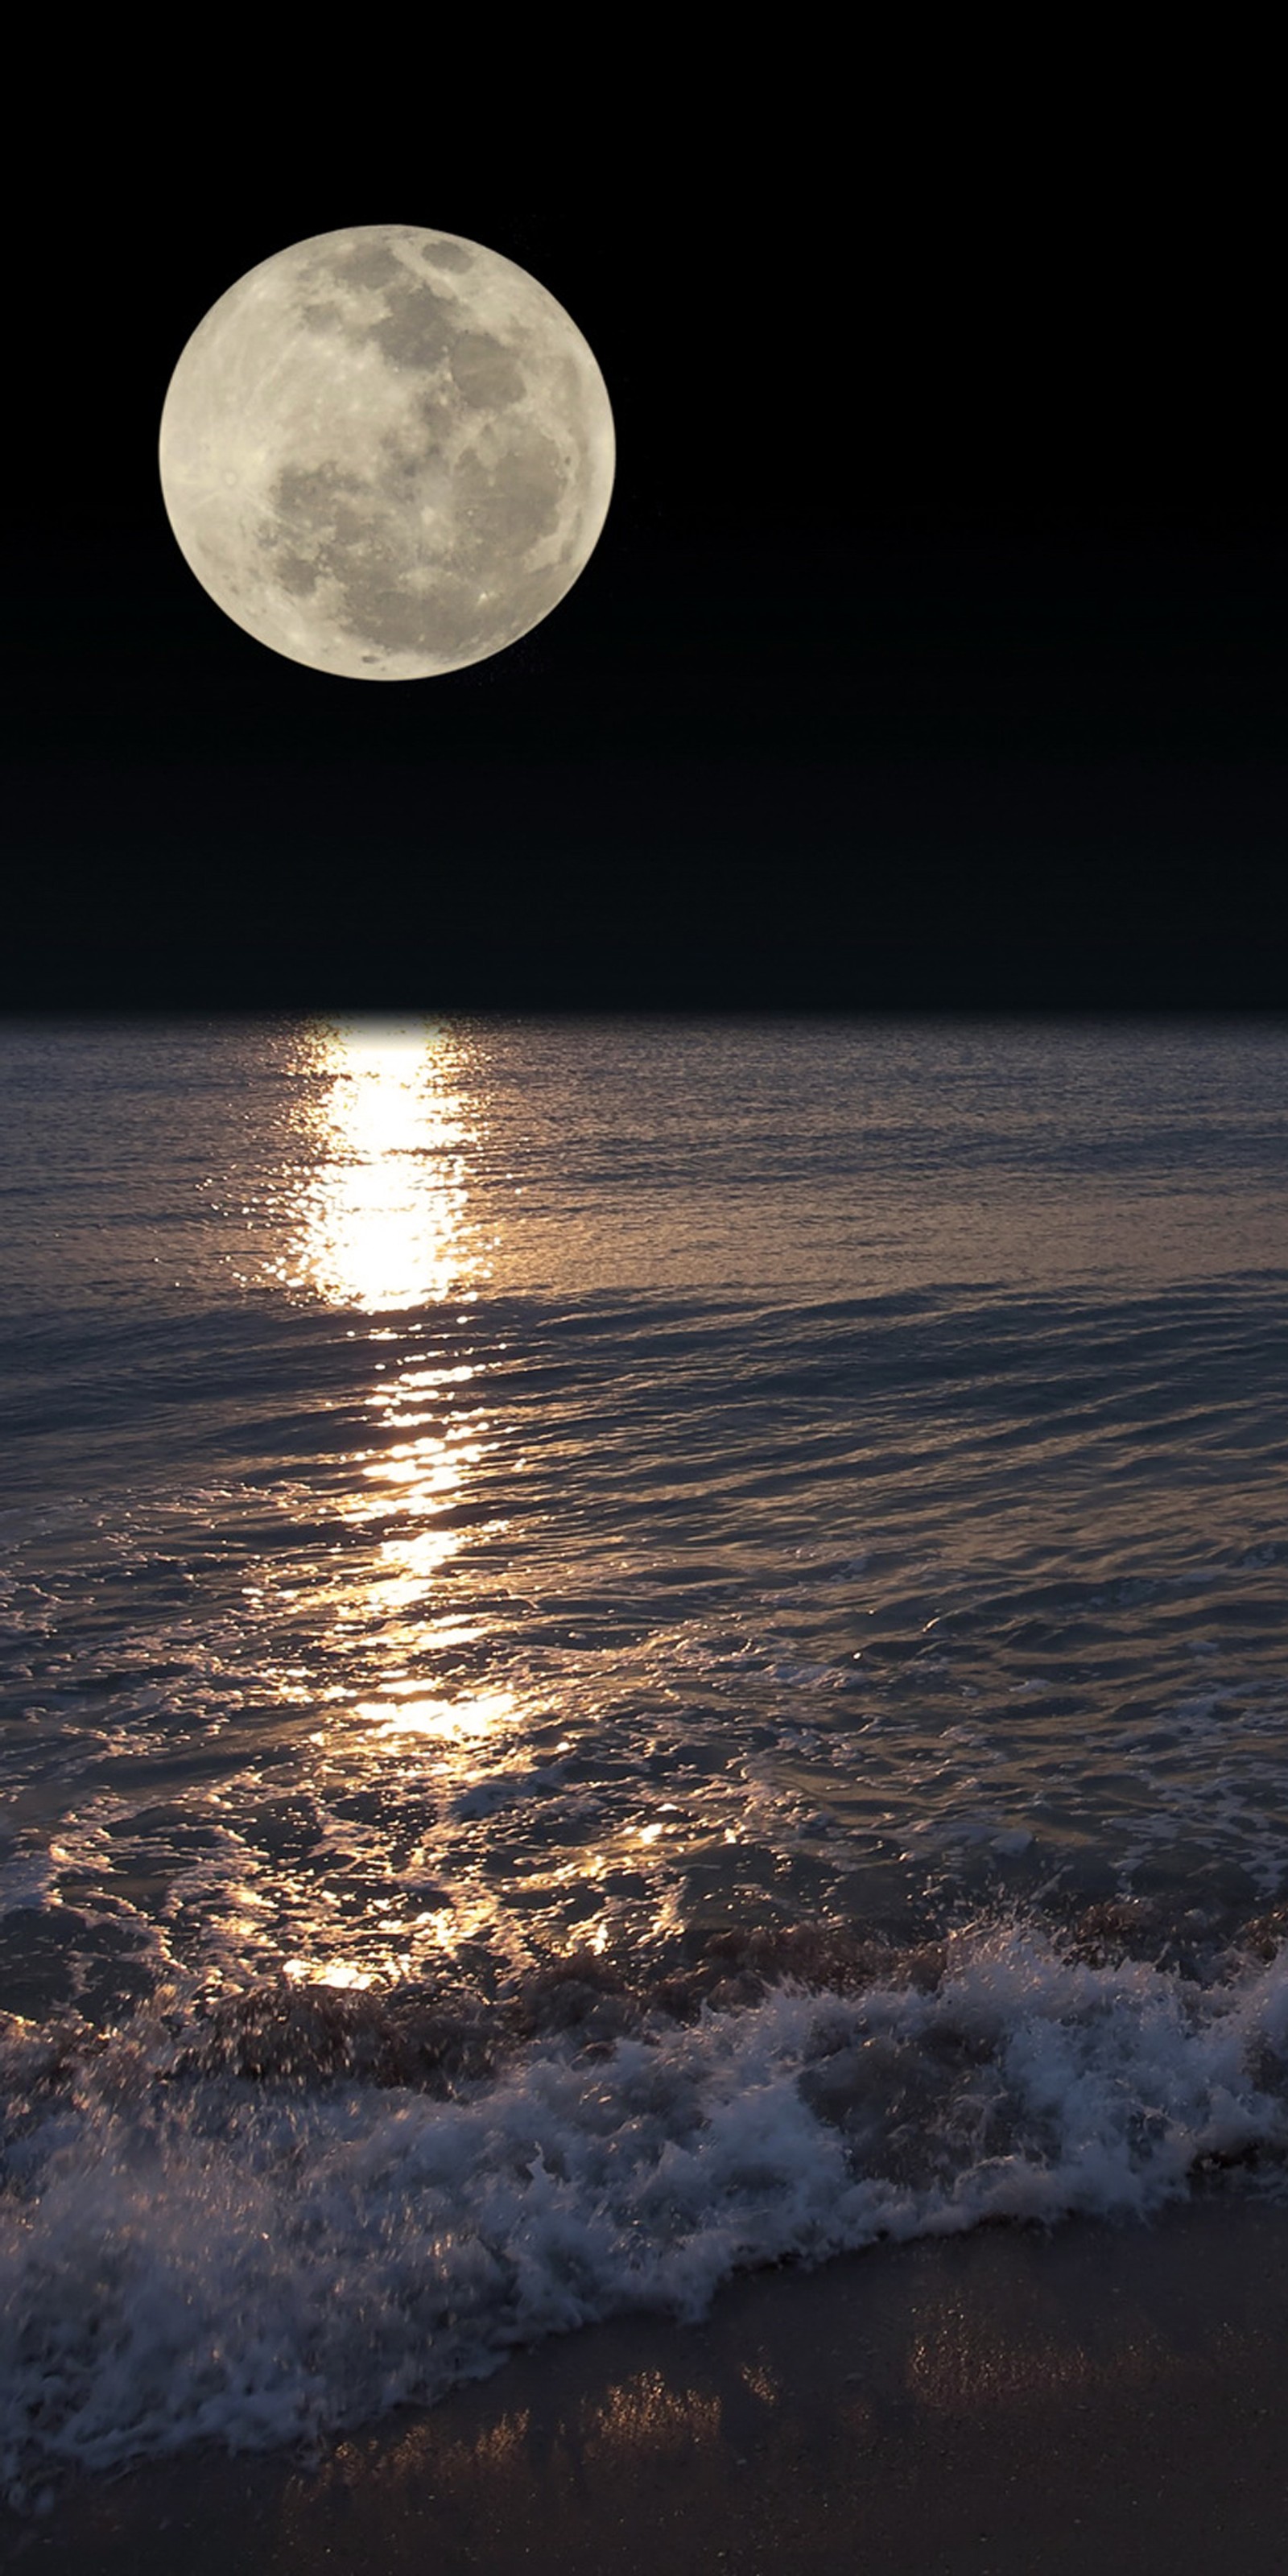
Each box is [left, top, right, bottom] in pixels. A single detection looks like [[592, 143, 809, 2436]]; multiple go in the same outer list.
[[267, 1025, 524, 1986]]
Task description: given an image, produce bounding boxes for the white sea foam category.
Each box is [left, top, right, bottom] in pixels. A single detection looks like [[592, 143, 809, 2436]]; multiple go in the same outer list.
[[3, 1920, 1288, 2493]]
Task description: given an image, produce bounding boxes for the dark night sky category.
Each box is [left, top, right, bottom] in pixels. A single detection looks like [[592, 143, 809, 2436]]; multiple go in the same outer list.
[[7, 76, 1284, 1014]]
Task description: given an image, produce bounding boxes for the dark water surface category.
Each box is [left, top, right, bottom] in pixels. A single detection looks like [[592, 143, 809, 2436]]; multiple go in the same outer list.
[[3, 1018, 1288, 2493]]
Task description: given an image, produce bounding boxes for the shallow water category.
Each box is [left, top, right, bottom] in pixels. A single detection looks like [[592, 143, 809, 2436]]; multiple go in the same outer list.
[[3, 1016, 1288, 2490]]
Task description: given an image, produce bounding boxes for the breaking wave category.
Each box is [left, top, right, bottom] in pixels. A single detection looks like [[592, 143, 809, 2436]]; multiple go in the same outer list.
[[6, 1908, 1288, 2499]]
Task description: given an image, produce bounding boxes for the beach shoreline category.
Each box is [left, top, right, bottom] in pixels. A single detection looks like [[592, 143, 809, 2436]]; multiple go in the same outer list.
[[10, 2190, 1288, 2575]]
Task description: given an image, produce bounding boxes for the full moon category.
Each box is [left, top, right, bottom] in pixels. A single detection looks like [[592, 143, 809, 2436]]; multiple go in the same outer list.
[[159, 225, 614, 680]]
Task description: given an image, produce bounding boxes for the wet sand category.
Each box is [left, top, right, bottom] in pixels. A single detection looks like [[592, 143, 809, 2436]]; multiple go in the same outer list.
[[9, 2194, 1288, 2575]]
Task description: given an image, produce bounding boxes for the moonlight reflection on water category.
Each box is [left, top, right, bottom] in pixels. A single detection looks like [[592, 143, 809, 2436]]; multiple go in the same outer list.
[[260, 1022, 530, 1989]]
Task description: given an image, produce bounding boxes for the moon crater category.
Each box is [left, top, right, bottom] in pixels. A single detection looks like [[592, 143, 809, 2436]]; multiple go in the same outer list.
[[159, 225, 614, 679]]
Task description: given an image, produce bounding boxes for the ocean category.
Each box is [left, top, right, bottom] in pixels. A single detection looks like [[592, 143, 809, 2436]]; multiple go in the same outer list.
[[3, 1014, 1288, 2499]]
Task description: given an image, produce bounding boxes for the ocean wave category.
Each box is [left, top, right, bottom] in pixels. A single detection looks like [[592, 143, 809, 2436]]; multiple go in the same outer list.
[[5, 1910, 1288, 2496]]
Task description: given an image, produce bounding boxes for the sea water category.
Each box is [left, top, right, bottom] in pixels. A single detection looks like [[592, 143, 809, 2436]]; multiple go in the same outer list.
[[2, 1015, 1288, 2489]]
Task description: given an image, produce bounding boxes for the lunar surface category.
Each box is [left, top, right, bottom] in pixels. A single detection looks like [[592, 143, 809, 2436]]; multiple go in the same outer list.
[[159, 225, 615, 679]]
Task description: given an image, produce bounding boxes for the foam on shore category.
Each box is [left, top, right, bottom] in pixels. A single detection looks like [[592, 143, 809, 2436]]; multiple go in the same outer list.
[[5, 1914, 1288, 2497]]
